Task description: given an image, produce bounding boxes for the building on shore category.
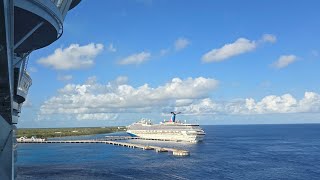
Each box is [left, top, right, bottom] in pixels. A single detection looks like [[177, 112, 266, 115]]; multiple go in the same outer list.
[[17, 136, 46, 143]]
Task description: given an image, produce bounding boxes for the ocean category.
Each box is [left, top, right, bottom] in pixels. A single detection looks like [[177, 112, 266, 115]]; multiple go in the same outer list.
[[16, 124, 320, 180]]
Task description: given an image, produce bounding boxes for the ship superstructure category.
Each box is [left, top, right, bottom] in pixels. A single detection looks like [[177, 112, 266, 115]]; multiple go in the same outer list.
[[0, 1, 80, 179], [127, 112, 205, 143]]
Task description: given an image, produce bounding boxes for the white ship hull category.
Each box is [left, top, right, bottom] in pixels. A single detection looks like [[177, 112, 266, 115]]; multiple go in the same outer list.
[[127, 119, 206, 143], [127, 130, 205, 143]]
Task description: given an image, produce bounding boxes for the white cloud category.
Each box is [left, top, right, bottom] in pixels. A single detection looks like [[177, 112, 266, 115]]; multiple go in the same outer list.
[[107, 43, 117, 52], [176, 92, 320, 115], [38, 74, 320, 122], [272, 55, 297, 69], [240, 92, 320, 114], [240, 94, 298, 114], [261, 34, 277, 43], [76, 113, 118, 121], [118, 51, 151, 65], [175, 98, 221, 115], [157, 37, 191, 56], [85, 76, 98, 85], [298, 92, 320, 113], [39, 77, 218, 120], [37, 43, 104, 70], [57, 74, 73, 81], [114, 76, 128, 85], [202, 38, 256, 62], [202, 34, 276, 63], [174, 37, 190, 51]]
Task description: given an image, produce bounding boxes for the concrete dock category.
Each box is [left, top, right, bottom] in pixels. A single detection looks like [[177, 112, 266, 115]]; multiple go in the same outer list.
[[17, 139, 190, 156], [104, 136, 183, 142]]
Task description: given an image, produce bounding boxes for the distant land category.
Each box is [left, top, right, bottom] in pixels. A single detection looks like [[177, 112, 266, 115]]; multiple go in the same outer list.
[[17, 126, 126, 139]]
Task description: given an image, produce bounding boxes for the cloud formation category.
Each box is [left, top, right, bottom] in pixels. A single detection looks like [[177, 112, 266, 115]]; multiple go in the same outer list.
[[175, 92, 320, 115], [118, 51, 151, 65], [39, 77, 219, 120], [76, 113, 118, 121], [261, 34, 277, 43], [202, 38, 256, 62], [272, 55, 297, 69], [38, 43, 104, 70], [202, 34, 276, 63], [38, 74, 320, 122], [174, 37, 190, 51]]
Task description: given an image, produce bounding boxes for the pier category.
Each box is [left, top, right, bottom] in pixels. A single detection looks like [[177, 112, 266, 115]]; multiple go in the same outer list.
[[104, 136, 184, 142], [17, 139, 190, 156], [105, 136, 139, 140]]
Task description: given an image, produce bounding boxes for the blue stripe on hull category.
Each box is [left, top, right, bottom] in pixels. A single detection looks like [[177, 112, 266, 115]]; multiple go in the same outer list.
[[127, 132, 138, 137]]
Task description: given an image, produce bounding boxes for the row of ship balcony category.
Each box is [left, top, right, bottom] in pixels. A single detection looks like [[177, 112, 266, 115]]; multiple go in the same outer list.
[[14, 68, 32, 104], [12, 69, 32, 124]]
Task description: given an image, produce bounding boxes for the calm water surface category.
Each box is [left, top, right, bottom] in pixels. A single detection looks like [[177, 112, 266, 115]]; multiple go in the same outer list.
[[17, 124, 320, 179]]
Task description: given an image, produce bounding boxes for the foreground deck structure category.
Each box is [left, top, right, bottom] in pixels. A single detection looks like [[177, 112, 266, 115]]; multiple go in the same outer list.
[[0, 1, 80, 179]]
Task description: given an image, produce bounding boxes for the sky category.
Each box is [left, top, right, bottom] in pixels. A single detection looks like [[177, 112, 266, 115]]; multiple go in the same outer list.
[[19, 0, 320, 127]]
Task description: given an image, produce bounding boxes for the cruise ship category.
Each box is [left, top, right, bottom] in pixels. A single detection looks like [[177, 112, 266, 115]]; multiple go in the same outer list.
[[126, 112, 205, 143]]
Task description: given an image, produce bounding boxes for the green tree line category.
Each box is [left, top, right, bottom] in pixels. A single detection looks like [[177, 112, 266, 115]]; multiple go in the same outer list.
[[16, 126, 126, 139]]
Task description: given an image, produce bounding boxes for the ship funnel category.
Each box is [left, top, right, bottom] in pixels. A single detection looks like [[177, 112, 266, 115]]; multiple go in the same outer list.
[[170, 112, 181, 122]]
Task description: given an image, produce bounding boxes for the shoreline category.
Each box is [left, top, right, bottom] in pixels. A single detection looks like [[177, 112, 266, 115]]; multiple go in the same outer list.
[[17, 126, 126, 139]]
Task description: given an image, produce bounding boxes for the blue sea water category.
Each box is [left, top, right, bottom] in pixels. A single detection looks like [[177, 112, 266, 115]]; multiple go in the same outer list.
[[17, 124, 320, 180]]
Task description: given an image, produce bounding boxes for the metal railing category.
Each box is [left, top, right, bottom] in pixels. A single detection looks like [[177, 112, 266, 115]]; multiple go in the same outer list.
[[50, 0, 72, 19]]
